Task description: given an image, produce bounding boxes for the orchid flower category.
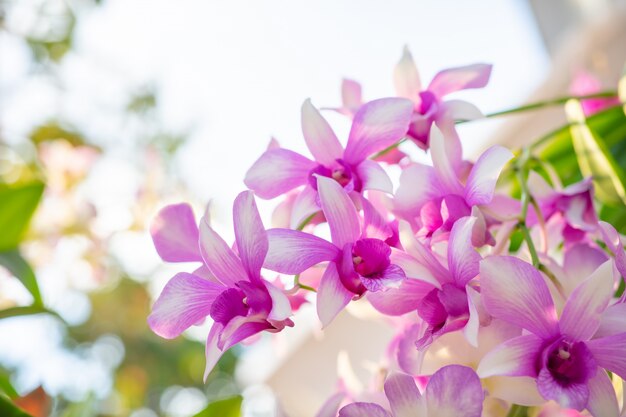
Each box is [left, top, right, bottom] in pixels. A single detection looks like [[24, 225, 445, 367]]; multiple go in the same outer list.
[[264, 176, 406, 327], [148, 192, 293, 379], [394, 46, 491, 149], [338, 366, 484, 417], [245, 98, 413, 228], [368, 216, 483, 353], [478, 256, 624, 414], [326, 79, 409, 165], [527, 172, 598, 245], [394, 127, 513, 242]]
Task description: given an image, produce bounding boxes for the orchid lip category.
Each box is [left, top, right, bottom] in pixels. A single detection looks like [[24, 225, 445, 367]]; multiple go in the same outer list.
[[541, 337, 597, 386], [351, 238, 392, 278], [308, 159, 361, 192]]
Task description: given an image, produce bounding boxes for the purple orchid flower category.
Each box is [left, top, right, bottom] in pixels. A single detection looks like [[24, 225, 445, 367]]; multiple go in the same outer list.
[[478, 256, 624, 414], [338, 366, 484, 417], [394, 46, 491, 149], [263, 176, 406, 327], [244, 98, 413, 228], [368, 216, 483, 353], [148, 192, 293, 380], [394, 128, 513, 242], [527, 172, 598, 244]]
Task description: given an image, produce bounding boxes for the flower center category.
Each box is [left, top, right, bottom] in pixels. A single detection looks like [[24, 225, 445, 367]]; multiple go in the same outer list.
[[351, 238, 391, 277], [308, 159, 361, 192], [418, 90, 438, 115], [210, 287, 249, 325], [544, 338, 596, 385]]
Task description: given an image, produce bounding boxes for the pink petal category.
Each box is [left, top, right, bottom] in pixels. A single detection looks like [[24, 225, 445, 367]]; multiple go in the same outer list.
[[317, 176, 361, 248], [357, 160, 393, 194], [463, 287, 480, 347], [148, 272, 223, 339], [595, 302, 626, 337], [361, 197, 393, 241], [442, 99, 484, 122], [391, 250, 440, 288], [264, 280, 292, 322], [342, 78, 363, 111], [393, 46, 421, 101], [218, 315, 272, 351], [394, 164, 443, 217], [586, 333, 626, 380], [424, 365, 484, 417], [339, 403, 392, 417], [315, 391, 346, 417], [585, 369, 620, 417], [536, 367, 589, 410], [397, 323, 425, 375], [265, 228, 339, 274], [367, 278, 435, 316], [429, 127, 464, 195], [317, 262, 353, 327], [233, 191, 268, 282], [477, 334, 544, 378], [398, 221, 451, 285], [151, 203, 202, 262], [203, 322, 225, 381], [428, 64, 492, 98], [527, 171, 557, 202], [560, 260, 615, 341], [562, 243, 608, 294], [464, 146, 513, 207], [448, 216, 480, 286], [384, 373, 425, 417], [599, 221, 626, 279], [301, 99, 344, 166], [480, 256, 558, 339], [487, 376, 544, 406], [290, 186, 320, 229], [344, 98, 413, 165], [199, 218, 247, 287], [244, 149, 315, 199]]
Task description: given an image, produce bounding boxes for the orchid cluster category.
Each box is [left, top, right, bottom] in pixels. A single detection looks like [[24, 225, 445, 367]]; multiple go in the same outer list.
[[147, 48, 626, 416]]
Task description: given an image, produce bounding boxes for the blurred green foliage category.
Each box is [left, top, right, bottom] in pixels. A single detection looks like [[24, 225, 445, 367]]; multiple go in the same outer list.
[[0, 395, 34, 417], [192, 396, 242, 417], [0, 182, 45, 251]]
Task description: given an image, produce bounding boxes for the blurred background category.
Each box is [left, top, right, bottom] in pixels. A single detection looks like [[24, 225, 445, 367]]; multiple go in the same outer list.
[[0, 0, 625, 416]]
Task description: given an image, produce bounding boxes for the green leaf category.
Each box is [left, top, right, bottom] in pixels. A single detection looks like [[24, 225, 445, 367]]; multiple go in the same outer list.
[[0, 251, 42, 307], [536, 106, 626, 186], [0, 372, 18, 399], [0, 396, 34, 417], [192, 396, 242, 417], [0, 182, 45, 251], [565, 99, 626, 206]]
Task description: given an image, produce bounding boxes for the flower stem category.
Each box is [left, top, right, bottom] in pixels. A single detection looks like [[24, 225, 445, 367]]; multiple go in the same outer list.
[[515, 148, 566, 296], [297, 212, 318, 231], [372, 138, 408, 159], [292, 274, 317, 293], [456, 91, 617, 124]]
